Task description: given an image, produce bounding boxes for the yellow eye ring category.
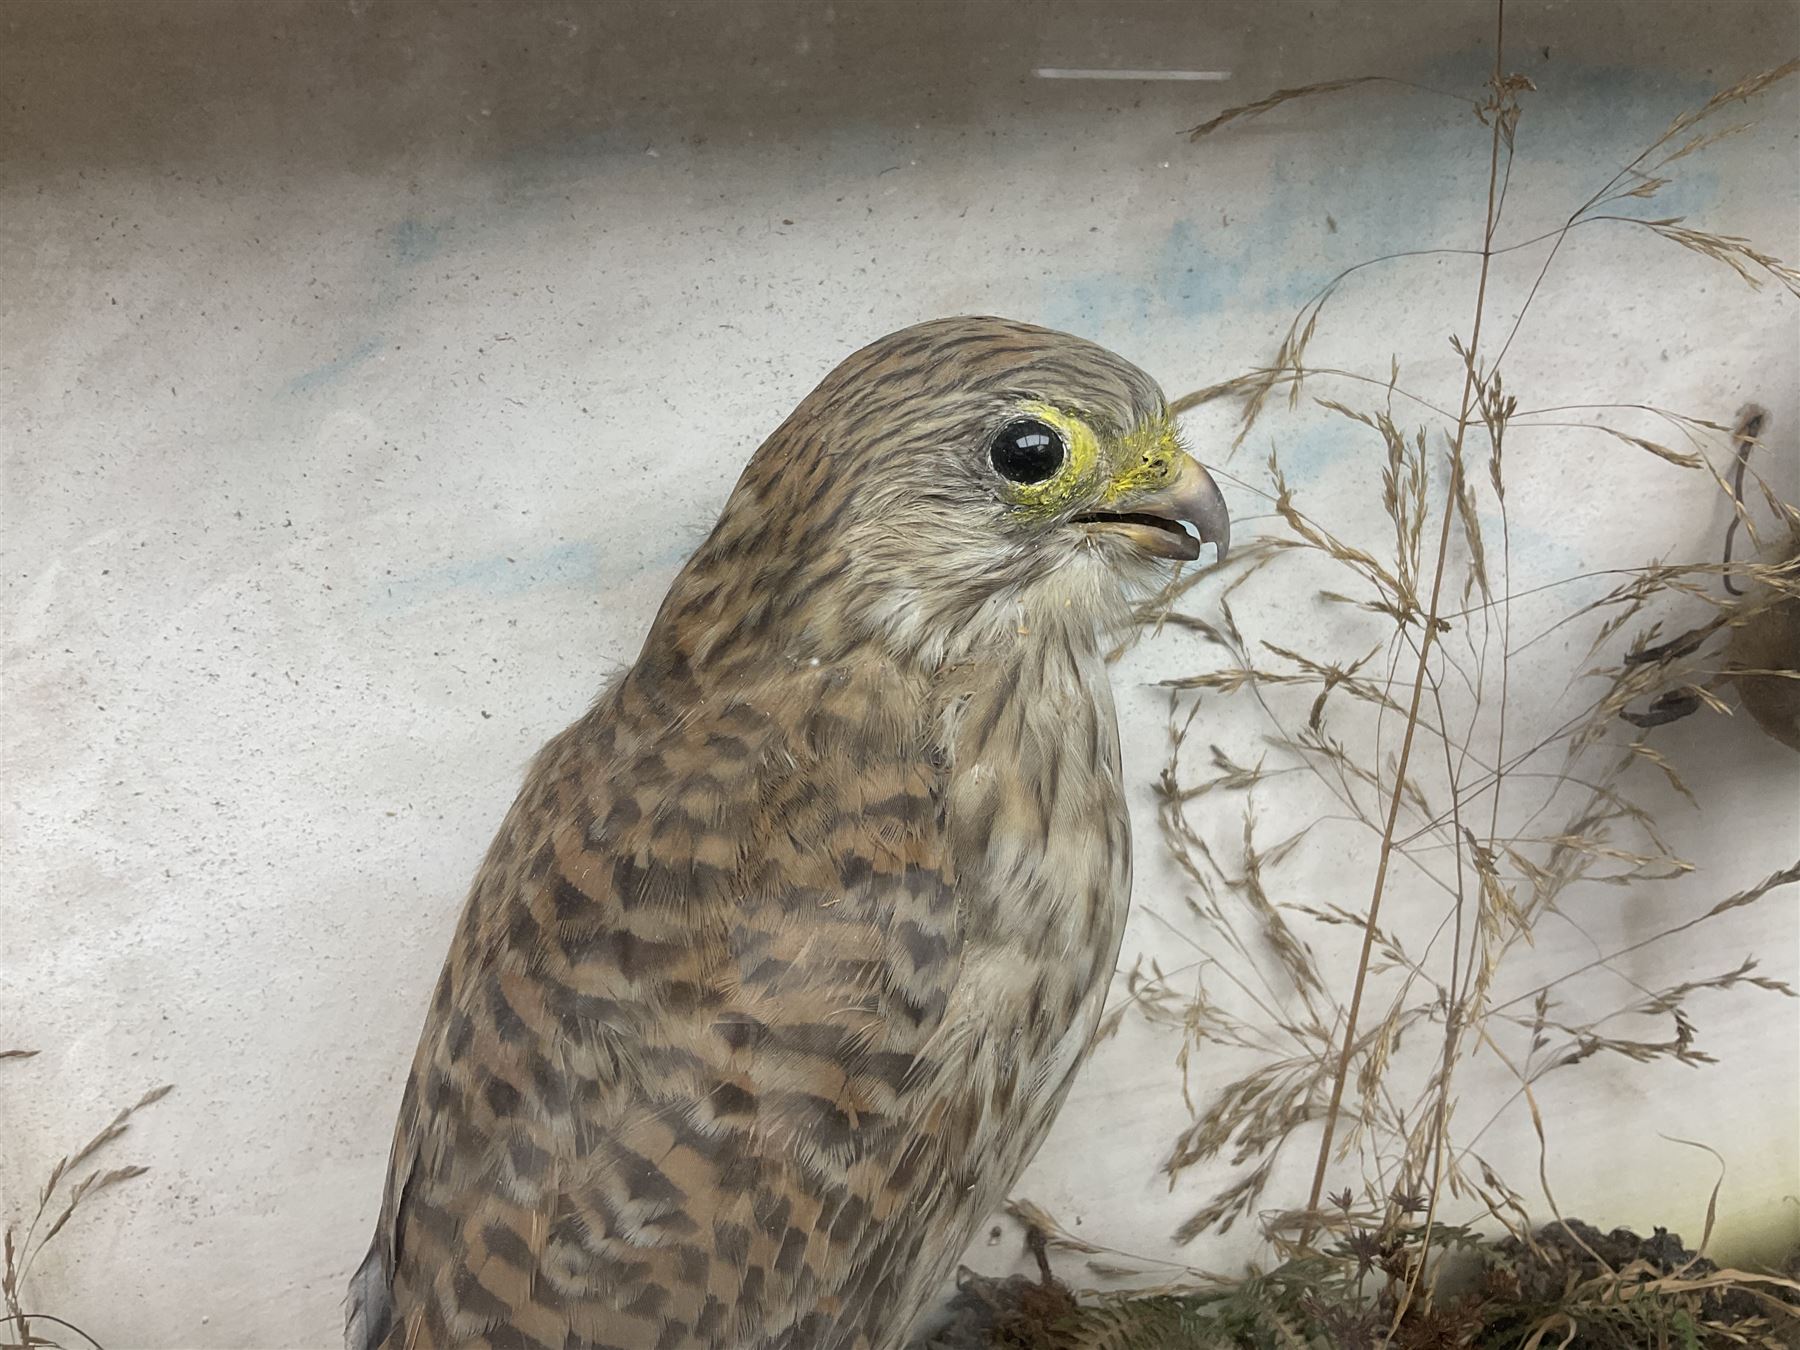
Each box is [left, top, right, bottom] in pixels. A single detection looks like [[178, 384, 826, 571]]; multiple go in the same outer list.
[[996, 402, 1103, 519]]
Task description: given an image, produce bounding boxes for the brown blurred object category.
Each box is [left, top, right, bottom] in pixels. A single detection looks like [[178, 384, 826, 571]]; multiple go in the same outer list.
[[1622, 406, 1799, 753]]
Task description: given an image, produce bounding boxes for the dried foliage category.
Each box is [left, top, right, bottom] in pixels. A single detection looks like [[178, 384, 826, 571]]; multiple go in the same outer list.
[[2, 1055, 170, 1350], [1011, 8, 1799, 1350], [915, 1214, 1800, 1349]]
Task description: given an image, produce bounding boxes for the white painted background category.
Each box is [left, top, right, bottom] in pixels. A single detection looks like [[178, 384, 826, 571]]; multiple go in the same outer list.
[[3, 2, 1796, 1345]]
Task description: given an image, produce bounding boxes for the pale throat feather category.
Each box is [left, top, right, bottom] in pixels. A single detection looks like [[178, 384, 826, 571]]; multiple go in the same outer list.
[[936, 602, 1133, 1085], [875, 613, 1134, 1332]]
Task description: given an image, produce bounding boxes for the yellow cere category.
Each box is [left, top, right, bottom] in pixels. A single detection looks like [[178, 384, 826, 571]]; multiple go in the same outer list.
[[1098, 418, 1186, 508], [1002, 402, 1184, 521]]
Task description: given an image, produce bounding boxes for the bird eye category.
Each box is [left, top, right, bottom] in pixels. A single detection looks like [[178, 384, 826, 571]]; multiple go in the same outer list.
[[989, 418, 1066, 484]]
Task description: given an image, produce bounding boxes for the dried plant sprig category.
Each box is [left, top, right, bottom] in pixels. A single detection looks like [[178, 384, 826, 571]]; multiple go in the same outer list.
[[1136, 6, 1800, 1328], [1294, 30, 1529, 1242], [3, 1065, 172, 1350], [1185, 75, 1481, 142], [1613, 217, 1800, 296]]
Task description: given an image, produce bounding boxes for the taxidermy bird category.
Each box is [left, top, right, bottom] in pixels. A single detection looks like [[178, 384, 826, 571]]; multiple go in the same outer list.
[[345, 316, 1230, 1350], [1622, 405, 1799, 752]]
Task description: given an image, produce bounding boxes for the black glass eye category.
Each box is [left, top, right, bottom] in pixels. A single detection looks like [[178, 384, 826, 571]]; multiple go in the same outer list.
[[989, 418, 1066, 484]]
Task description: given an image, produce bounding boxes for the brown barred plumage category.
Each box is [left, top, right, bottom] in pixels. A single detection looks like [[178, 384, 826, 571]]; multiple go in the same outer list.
[[346, 316, 1228, 1350]]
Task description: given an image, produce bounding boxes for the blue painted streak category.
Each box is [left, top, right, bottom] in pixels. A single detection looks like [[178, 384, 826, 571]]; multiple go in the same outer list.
[[377, 540, 604, 613], [286, 334, 384, 394]]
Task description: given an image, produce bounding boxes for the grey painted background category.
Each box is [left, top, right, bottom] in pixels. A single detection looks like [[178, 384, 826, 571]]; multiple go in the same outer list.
[[4, 1, 1796, 1344]]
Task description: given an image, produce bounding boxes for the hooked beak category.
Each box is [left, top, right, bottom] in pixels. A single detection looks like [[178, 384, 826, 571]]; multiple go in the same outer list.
[[1074, 452, 1230, 564]]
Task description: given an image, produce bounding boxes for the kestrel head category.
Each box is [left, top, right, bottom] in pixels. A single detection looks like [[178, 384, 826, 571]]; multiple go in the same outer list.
[[656, 316, 1229, 670]]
